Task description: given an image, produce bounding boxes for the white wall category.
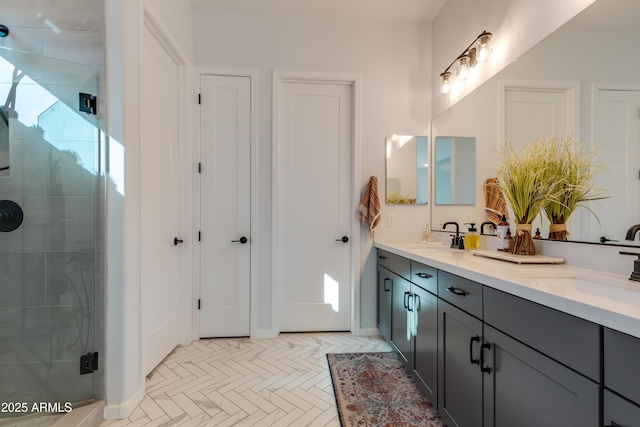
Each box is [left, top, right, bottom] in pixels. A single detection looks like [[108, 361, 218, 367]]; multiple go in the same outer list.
[[146, 0, 194, 62], [431, 0, 595, 117], [103, 0, 193, 419], [193, 10, 431, 333]]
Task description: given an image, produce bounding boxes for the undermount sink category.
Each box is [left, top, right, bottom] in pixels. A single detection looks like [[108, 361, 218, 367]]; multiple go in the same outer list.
[[526, 273, 640, 305]]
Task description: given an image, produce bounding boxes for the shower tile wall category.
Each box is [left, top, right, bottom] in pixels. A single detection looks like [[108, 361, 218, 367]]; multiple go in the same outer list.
[[0, 0, 104, 415]]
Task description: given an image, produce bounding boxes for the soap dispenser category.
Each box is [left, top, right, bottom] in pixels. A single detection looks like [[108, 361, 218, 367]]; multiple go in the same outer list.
[[465, 223, 480, 250], [422, 223, 433, 242]]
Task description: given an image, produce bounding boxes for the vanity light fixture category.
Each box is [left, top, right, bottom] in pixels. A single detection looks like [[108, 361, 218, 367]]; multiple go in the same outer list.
[[440, 30, 493, 93]]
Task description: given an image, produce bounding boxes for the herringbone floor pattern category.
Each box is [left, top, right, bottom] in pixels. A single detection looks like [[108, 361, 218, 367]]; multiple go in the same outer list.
[[100, 332, 392, 427]]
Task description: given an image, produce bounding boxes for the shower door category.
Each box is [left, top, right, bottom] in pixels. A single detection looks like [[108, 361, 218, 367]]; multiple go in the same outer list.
[[0, 46, 103, 418]]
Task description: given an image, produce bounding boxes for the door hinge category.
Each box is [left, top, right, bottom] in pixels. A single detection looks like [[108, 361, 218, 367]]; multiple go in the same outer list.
[[80, 352, 99, 375], [198, 162, 202, 173], [198, 299, 201, 310], [198, 94, 201, 105], [79, 93, 97, 115], [198, 231, 201, 241]]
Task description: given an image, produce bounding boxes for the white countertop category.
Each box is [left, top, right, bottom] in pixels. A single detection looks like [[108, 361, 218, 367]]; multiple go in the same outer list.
[[375, 240, 640, 339]]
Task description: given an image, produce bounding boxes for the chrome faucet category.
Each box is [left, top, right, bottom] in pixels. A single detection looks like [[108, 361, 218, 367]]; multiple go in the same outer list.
[[625, 224, 640, 241], [443, 222, 460, 248]]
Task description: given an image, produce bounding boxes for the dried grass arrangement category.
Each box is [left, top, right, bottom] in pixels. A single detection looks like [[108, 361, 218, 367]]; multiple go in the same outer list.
[[541, 136, 605, 240], [495, 139, 566, 255]]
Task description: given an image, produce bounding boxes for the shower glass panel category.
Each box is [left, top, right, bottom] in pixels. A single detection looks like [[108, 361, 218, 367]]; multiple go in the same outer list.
[[0, 45, 102, 418]]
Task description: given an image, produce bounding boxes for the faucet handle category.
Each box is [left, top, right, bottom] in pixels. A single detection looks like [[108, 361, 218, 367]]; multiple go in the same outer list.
[[600, 236, 618, 244]]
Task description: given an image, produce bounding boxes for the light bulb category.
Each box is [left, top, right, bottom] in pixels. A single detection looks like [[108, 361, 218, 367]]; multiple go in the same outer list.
[[456, 56, 470, 81], [477, 32, 492, 62], [440, 72, 452, 94]]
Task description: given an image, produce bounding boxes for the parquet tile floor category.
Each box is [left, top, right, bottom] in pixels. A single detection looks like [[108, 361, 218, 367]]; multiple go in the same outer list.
[[100, 332, 392, 427]]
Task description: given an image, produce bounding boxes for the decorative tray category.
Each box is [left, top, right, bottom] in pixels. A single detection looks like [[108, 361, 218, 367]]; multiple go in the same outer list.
[[470, 249, 564, 264]]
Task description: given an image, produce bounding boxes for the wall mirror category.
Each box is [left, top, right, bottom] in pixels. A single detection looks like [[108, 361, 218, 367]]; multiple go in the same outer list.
[[431, 0, 640, 246], [385, 135, 428, 204], [435, 136, 476, 205]]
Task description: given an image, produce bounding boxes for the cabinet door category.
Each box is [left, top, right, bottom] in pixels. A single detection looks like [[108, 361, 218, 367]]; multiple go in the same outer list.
[[377, 266, 392, 341], [483, 325, 599, 427], [412, 285, 438, 406], [391, 274, 411, 365], [603, 389, 640, 427], [438, 300, 483, 427]]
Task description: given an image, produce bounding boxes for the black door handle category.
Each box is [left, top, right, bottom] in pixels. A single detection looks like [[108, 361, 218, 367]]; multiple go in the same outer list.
[[174, 237, 184, 246], [336, 236, 349, 243], [231, 236, 248, 244], [469, 335, 480, 365], [480, 342, 492, 373]]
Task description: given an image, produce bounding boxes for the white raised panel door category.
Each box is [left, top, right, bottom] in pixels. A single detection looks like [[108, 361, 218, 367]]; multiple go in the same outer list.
[[504, 88, 569, 147], [199, 75, 251, 337], [276, 81, 352, 332], [141, 25, 182, 376], [503, 86, 575, 238], [593, 89, 640, 242]]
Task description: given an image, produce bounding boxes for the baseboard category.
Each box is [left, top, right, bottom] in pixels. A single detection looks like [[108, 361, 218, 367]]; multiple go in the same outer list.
[[250, 329, 279, 339], [53, 401, 105, 427], [353, 327, 381, 337], [103, 386, 145, 420]]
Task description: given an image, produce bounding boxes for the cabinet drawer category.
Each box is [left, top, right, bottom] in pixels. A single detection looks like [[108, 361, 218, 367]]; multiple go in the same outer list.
[[605, 328, 640, 405], [377, 249, 410, 280], [377, 249, 390, 268], [604, 389, 640, 427], [437, 271, 483, 319], [484, 286, 600, 381], [411, 260, 437, 294]]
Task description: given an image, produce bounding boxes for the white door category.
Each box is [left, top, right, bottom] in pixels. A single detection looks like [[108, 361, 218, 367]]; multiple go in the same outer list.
[[276, 81, 352, 332], [141, 25, 183, 375], [503, 86, 576, 238], [593, 89, 640, 242], [504, 88, 571, 147], [199, 75, 251, 337]]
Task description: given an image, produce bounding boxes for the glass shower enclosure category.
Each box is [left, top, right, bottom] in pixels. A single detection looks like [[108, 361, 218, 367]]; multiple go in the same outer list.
[[0, 43, 104, 420]]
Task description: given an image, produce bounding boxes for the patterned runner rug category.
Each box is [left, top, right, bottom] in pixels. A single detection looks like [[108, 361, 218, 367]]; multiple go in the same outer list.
[[327, 352, 445, 426]]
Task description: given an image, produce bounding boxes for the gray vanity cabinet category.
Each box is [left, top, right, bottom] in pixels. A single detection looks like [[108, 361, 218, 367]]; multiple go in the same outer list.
[[438, 299, 483, 427], [603, 328, 640, 426], [377, 265, 392, 341], [483, 324, 600, 427], [391, 273, 412, 366], [411, 283, 438, 405]]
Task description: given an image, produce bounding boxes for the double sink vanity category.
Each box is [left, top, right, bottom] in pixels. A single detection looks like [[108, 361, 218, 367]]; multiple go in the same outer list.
[[375, 238, 640, 427]]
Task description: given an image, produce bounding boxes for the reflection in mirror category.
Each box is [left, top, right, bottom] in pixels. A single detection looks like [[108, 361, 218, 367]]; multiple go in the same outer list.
[[385, 135, 428, 204], [435, 136, 476, 205], [431, 0, 640, 246], [0, 108, 7, 176]]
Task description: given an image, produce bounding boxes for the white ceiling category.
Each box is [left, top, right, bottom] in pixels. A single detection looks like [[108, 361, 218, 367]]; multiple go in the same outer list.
[[189, 0, 447, 23]]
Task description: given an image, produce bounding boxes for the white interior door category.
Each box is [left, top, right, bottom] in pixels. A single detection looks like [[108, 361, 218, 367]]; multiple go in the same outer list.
[[593, 88, 640, 242], [503, 86, 576, 237], [276, 80, 352, 332], [199, 75, 251, 338], [504, 88, 571, 147], [141, 25, 182, 375]]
